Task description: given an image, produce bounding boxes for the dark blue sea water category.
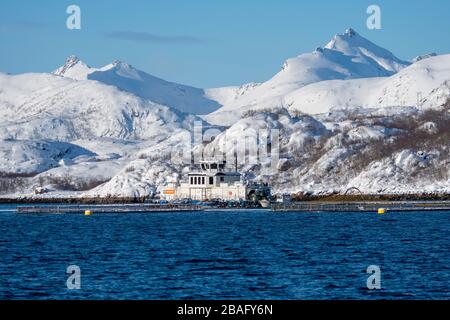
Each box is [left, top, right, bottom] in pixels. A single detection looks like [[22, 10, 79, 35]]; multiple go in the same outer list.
[[0, 204, 449, 300]]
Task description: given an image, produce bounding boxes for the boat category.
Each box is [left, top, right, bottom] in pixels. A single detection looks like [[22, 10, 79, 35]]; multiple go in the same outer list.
[[259, 199, 271, 208]]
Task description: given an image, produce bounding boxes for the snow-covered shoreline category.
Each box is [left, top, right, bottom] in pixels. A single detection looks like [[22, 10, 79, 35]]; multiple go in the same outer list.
[[1, 192, 450, 204]]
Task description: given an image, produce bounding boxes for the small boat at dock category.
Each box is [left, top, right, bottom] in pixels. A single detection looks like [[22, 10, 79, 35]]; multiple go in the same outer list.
[[259, 200, 271, 208]]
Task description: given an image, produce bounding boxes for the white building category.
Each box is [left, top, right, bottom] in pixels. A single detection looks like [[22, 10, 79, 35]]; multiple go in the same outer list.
[[160, 160, 270, 201]]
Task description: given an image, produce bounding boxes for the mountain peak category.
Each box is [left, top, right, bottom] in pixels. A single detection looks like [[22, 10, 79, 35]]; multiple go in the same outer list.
[[60, 55, 88, 70], [323, 28, 410, 73], [110, 60, 134, 70], [344, 28, 357, 37], [112, 59, 125, 67], [53, 55, 91, 79], [325, 28, 363, 49], [66, 55, 80, 65], [100, 60, 142, 80]]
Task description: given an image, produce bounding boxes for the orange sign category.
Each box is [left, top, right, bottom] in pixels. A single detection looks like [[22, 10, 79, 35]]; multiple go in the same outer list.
[[163, 189, 175, 195]]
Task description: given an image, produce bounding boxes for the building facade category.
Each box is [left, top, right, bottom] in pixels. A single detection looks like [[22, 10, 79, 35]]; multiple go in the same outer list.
[[160, 160, 270, 201]]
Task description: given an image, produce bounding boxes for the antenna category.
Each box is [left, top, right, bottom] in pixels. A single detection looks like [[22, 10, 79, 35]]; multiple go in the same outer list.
[[221, 149, 225, 163]]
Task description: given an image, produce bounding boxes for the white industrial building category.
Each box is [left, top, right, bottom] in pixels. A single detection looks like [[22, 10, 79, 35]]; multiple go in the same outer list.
[[160, 160, 270, 201]]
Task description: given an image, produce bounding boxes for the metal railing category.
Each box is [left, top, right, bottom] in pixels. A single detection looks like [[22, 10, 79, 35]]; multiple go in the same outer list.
[[272, 201, 450, 212]]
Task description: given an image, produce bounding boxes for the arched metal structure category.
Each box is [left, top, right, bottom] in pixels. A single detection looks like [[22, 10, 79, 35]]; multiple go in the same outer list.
[[344, 187, 362, 195]]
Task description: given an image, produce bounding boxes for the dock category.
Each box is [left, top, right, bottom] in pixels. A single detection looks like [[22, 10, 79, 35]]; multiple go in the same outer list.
[[271, 201, 450, 212], [16, 203, 204, 214]]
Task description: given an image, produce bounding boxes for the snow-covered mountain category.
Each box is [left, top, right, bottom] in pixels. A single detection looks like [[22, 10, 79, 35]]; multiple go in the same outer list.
[[283, 54, 450, 115], [0, 72, 196, 141], [0, 71, 199, 186], [53, 56, 221, 115], [0, 27, 449, 198], [204, 28, 415, 125]]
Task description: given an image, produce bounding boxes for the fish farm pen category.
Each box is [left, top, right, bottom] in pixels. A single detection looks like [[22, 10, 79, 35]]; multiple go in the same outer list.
[[13, 200, 450, 214], [271, 201, 450, 212], [16, 204, 205, 214]]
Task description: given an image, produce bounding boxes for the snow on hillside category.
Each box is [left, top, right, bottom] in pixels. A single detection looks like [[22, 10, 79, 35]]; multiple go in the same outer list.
[[201, 106, 450, 195], [345, 150, 449, 194], [0, 139, 95, 174], [0, 72, 196, 141], [83, 131, 193, 198], [0, 71, 199, 196], [284, 54, 450, 115], [412, 53, 437, 63], [53, 56, 221, 115]]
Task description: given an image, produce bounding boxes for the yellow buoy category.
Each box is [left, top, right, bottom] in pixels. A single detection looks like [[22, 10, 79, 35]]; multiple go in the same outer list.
[[84, 210, 92, 216], [377, 208, 386, 215]]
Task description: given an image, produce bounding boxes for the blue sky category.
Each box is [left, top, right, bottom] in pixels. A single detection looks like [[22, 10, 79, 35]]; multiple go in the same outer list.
[[1, 0, 449, 88]]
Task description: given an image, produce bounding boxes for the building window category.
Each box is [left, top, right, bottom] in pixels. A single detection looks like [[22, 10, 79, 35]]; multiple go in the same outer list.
[[201, 177, 205, 184], [190, 177, 193, 184], [194, 177, 198, 185], [220, 177, 224, 182], [209, 177, 213, 185]]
